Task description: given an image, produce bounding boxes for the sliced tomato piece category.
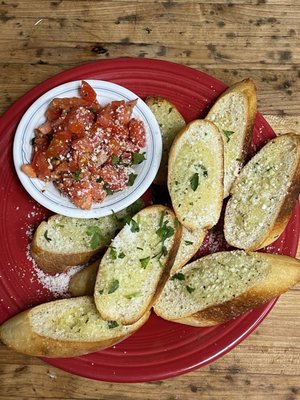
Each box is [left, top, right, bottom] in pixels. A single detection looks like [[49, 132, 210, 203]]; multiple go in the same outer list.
[[80, 81, 97, 103], [71, 137, 93, 153], [66, 107, 94, 137], [46, 107, 61, 121], [36, 121, 52, 135], [128, 118, 146, 148], [50, 97, 90, 110]]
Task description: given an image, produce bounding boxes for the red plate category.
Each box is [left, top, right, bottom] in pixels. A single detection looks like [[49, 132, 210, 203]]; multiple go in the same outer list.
[[0, 58, 299, 382]]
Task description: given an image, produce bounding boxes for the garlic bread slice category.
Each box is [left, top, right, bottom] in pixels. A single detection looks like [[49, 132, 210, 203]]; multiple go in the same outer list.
[[0, 296, 150, 358], [168, 119, 224, 230], [145, 97, 186, 185], [154, 251, 300, 325], [206, 79, 257, 197], [31, 198, 145, 274], [94, 205, 181, 325], [171, 227, 206, 273], [224, 133, 300, 250], [69, 259, 100, 297]]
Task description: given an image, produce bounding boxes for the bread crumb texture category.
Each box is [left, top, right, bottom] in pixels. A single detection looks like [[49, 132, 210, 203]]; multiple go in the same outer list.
[[155, 251, 269, 319], [225, 135, 297, 249]]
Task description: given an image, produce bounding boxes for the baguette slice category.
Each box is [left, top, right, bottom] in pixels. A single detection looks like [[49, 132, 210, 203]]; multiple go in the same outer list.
[[205, 79, 257, 197], [171, 227, 206, 274], [154, 250, 300, 325], [168, 119, 224, 230], [69, 259, 100, 297], [94, 205, 181, 325], [0, 296, 150, 358], [31, 198, 145, 274], [224, 133, 300, 250], [145, 97, 186, 185]]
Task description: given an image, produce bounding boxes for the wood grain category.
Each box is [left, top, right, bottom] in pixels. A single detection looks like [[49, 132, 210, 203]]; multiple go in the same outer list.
[[0, 1, 300, 399]]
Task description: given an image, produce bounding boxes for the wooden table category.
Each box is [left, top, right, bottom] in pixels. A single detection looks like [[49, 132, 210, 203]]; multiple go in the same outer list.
[[0, 1, 299, 399]]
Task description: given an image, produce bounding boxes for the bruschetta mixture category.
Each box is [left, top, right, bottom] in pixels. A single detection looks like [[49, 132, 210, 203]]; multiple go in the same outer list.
[[22, 81, 146, 209]]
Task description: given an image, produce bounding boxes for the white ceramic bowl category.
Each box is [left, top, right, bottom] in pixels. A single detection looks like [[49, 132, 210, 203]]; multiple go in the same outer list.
[[13, 80, 162, 218]]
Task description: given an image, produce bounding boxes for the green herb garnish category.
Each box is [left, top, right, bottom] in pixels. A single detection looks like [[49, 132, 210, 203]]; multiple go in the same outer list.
[[127, 173, 137, 186], [118, 252, 126, 259], [190, 173, 199, 191], [44, 230, 52, 242], [132, 152, 146, 165], [130, 218, 140, 233], [171, 272, 185, 281], [108, 279, 119, 294], [103, 184, 114, 195], [111, 154, 120, 165], [186, 285, 195, 294], [140, 256, 150, 269], [222, 129, 234, 143], [125, 292, 142, 299], [110, 246, 118, 260], [86, 226, 102, 249], [73, 168, 82, 181], [184, 240, 194, 246], [107, 320, 119, 329]]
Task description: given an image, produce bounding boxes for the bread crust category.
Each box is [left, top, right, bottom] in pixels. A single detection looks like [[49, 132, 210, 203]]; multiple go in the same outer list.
[[225, 133, 300, 251], [68, 259, 100, 297], [206, 78, 257, 197], [0, 297, 150, 358], [168, 253, 300, 326]]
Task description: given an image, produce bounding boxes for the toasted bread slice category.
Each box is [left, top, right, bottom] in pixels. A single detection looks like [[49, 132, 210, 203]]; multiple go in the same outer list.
[[145, 97, 186, 185], [224, 133, 300, 250], [94, 205, 181, 325], [154, 250, 300, 325], [168, 119, 224, 230], [68, 259, 100, 297], [171, 227, 206, 273], [0, 296, 150, 358], [205, 79, 257, 197], [31, 198, 145, 274]]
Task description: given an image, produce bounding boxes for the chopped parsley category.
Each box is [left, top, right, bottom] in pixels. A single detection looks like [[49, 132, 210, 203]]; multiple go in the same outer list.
[[111, 154, 120, 165], [184, 240, 194, 246], [127, 173, 137, 186], [107, 320, 119, 329], [110, 246, 118, 260], [130, 218, 140, 233], [125, 291, 142, 299], [222, 129, 234, 143], [186, 285, 195, 294], [132, 152, 146, 165], [190, 173, 199, 191], [44, 230, 52, 242], [171, 272, 185, 281], [72, 168, 82, 181], [140, 256, 150, 269], [103, 183, 114, 195], [108, 279, 119, 294], [118, 252, 126, 259], [86, 226, 103, 249]]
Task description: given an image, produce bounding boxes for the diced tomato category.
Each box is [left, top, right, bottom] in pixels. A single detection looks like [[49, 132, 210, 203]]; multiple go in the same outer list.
[[21, 164, 37, 178], [128, 118, 146, 148], [46, 131, 71, 158], [98, 164, 128, 191], [67, 181, 92, 210], [80, 81, 97, 103], [22, 81, 146, 210], [45, 107, 61, 121], [37, 121, 52, 135], [50, 97, 90, 110], [91, 180, 107, 203], [31, 151, 52, 180]]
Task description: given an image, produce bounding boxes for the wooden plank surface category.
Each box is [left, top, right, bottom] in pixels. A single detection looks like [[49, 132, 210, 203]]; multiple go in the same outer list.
[[0, 1, 299, 399]]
